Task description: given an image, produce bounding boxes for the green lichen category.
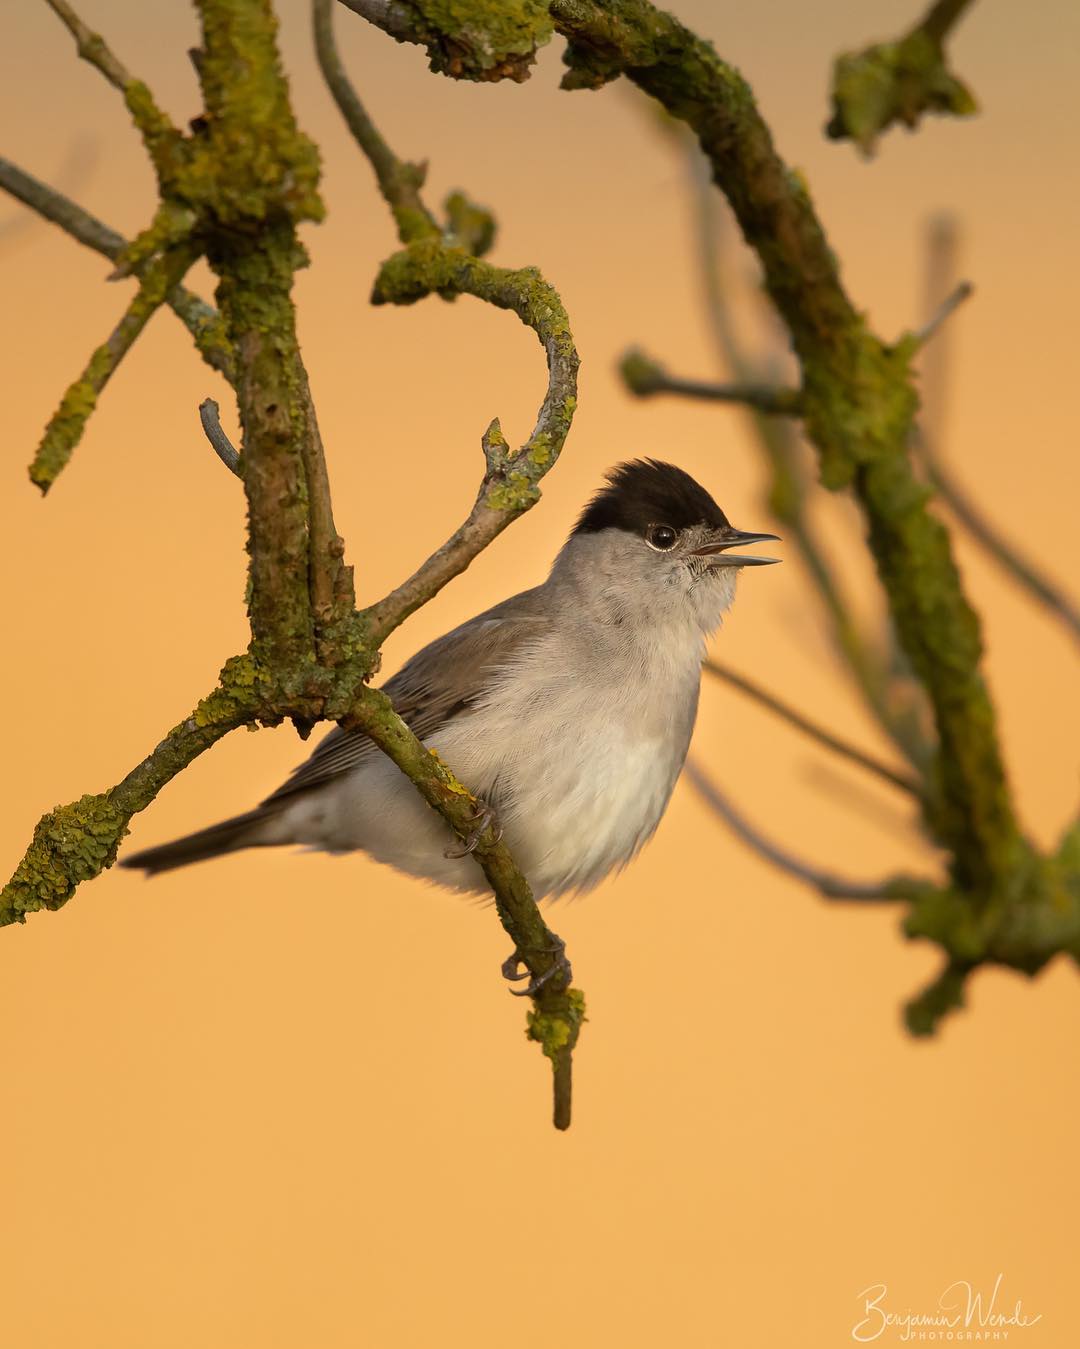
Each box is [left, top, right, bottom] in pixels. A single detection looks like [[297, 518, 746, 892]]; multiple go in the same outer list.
[[526, 987, 587, 1060], [827, 28, 977, 156], [408, 0, 553, 81], [0, 795, 130, 926], [442, 190, 497, 256]]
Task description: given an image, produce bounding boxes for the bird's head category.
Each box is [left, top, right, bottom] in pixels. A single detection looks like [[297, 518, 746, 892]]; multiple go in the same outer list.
[[559, 459, 780, 636]]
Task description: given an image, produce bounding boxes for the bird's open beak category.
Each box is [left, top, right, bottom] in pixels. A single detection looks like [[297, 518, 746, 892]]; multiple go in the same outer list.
[[691, 528, 781, 567]]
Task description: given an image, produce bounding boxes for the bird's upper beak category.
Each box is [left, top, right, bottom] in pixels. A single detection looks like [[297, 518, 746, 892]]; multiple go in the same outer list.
[[691, 527, 781, 567]]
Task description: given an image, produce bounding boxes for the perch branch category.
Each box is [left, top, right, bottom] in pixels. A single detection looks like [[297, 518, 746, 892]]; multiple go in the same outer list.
[[703, 661, 922, 798], [913, 279, 973, 346]]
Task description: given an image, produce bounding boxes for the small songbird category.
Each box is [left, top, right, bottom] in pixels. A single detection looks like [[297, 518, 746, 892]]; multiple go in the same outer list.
[[122, 460, 779, 901]]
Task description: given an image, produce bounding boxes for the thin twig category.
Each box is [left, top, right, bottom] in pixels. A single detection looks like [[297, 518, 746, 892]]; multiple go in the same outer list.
[[0, 155, 233, 380], [703, 661, 922, 797], [620, 348, 802, 415], [915, 217, 1080, 647], [336, 0, 417, 43], [921, 0, 977, 45], [685, 762, 904, 900], [199, 399, 241, 476], [314, 0, 439, 244], [912, 279, 973, 346], [43, 0, 180, 174]]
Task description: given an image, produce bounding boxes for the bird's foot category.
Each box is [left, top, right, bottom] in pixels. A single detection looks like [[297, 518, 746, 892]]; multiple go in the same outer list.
[[443, 799, 503, 859], [501, 936, 572, 998]]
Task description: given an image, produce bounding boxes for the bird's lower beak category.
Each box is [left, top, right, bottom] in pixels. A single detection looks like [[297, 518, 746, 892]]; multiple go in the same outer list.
[[692, 529, 781, 567]]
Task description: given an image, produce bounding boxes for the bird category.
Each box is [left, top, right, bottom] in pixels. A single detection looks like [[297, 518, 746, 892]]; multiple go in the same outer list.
[[122, 460, 779, 914]]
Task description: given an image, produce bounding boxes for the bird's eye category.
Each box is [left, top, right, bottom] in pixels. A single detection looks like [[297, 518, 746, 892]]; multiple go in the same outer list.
[[646, 524, 679, 551]]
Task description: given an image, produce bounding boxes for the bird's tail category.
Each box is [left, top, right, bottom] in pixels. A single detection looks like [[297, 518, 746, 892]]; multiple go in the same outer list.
[[119, 808, 275, 876]]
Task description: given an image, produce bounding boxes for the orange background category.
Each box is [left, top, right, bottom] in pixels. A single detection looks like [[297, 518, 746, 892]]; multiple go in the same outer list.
[[2, 2, 1078, 1345]]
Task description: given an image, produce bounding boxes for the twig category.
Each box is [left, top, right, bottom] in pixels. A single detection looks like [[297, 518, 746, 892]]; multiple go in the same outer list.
[[314, 0, 439, 244], [921, 0, 977, 45], [915, 218, 1080, 647], [199, 398, 241, 476], [619, 348, 802, 415], [912, 279, 973, 346], [685, 762, 904, 901], [0, 155, 233, 380], [43, 0, 180, 174], [336, 0, 417, 43], [703, 661, 922, 797], [363, 242, 579, 643], [31, 244, 198, 491]]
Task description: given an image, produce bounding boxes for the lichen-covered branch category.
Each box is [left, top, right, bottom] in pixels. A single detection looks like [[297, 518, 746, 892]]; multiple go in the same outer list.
[[826, 0, 978, 155], [44, 0, 184, 180], [344, 685, 583, 1128], [336, 0, 554, 82], [30, 243, 199, 491], [0, 157, 234, 379], [0, 658, 262, 927], [364, 239, 579, 641]]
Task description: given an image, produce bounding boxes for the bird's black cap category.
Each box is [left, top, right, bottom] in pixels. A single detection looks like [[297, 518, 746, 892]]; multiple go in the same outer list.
[[572, 459, 730, 537]]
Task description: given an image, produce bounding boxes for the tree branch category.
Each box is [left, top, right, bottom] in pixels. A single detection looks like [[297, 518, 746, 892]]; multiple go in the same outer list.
[[43, 0, 183, 178], [0, 155, 233, 380], [1, 657, 262, 927], [31, 243, 199, 491], [703, 661, 922, 798], [619, 348, 802, 415]]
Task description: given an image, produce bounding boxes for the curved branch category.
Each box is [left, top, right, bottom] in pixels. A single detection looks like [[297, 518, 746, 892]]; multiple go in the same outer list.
[[363, 239, 579, 643], [703, 661, 922, 798], [199, 398, 241, 476]]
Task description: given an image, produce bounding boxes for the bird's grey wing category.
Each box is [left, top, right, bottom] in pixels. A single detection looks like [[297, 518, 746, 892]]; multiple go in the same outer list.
[[259, 586, 550, 806]]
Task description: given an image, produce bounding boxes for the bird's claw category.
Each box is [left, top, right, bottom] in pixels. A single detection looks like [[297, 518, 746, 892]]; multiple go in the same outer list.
[[444, 801, 502, 860], [502, 937, 572, 998]]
